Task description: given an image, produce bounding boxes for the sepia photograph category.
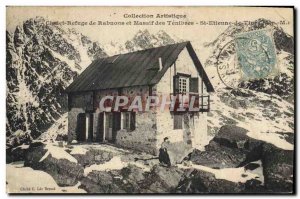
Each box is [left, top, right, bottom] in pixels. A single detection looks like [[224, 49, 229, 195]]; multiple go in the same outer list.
[[5, 6, 295, 194]]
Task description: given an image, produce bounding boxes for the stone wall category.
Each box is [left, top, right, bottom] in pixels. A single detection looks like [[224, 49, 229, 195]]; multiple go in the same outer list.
[[107, 86, 160, 155], [68, 92, 93, 142], [68, 107, 85, 142], [115, 111, 158, 155], [193, 112, 208, 150], [154, 47, 209, 158]]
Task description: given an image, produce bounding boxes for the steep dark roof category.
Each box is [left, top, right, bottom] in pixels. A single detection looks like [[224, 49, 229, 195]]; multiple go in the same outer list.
[[65, 41, 214, 93]]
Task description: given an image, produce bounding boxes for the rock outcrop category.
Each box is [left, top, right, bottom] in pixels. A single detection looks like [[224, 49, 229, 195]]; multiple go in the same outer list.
[[190, 125, 263, 168], [189, 125, 294, 193], [176, 169, 243, 193], [24, 142, 84, 186], [70, 148, 114, 168], [80, 164, 184, 193], [262, 144, 294, 193], [6, 144, 29, 163]]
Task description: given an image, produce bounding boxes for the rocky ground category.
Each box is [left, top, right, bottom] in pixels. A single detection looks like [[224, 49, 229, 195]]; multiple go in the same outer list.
[[6, 124, 294, 194]]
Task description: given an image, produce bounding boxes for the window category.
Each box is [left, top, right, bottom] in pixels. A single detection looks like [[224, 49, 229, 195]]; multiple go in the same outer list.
[[124, 112, 130, 129], [174, 113, 191, 130], [174, 74, 190, 94], [107, 113, 113, 128], [179, 77, 187, 93], [174, 114, 183, 129], [122, 112, 136, 131]]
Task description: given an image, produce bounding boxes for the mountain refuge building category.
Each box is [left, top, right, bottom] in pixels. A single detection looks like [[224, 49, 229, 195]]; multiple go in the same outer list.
[[65, 41, 214, 158]]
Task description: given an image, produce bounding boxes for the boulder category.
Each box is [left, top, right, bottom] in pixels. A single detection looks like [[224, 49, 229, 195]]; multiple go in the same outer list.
[[188, 124, 295, 193], [6, 147, 12, 163], [80, 164, 146, 193], [244, 162, 260, 171], [80, 170, 124, 193], [162, 142, 192, 165], [242, 179, 267, 193], [6, 144, 29, 163], [81, 164, 184, 193], [71, 148, 114, 167], [71, 140, 78, 144], [213, 125, 263, 152], [189, 125, 265, 168], [262, 144, 294, 193], [140, 165, 184, 193], [24, 142, 84, 186], [176, 169, 243, 193], [190, 143, 247, 168], [277, 132, 294, 145]]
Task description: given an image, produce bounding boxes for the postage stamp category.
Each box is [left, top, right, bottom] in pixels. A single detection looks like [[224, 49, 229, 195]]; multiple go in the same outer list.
[[235, 29, 277, 80]]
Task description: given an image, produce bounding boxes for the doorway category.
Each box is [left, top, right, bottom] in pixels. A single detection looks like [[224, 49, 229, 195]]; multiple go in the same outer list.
[[76, 113, 86, 141], [99, 112, 121, 143], [76, 113, 93, 142]]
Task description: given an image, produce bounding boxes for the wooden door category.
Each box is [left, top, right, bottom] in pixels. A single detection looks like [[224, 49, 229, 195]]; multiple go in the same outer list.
[[105, 113, 113, 141], [112, 112, 121, 142], [98, 112, 104, 142], [88, 113, 94, 141], [76, 113, 86, 141]]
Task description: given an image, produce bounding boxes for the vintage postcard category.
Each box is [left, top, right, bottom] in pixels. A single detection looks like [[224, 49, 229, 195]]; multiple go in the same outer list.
[[6, 6, 295, 194]]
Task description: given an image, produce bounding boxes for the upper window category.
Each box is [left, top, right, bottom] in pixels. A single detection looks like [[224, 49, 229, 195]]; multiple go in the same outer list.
[[173, 73, 192, 94], [179, 77, 188, 93]]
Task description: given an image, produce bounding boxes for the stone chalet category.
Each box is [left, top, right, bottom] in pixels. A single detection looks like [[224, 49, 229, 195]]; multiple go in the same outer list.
[[65, 41, 214, 157]]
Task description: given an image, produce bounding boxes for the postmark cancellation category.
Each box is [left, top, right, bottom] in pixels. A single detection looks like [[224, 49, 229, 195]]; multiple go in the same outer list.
[[235, 29, 278, 80]]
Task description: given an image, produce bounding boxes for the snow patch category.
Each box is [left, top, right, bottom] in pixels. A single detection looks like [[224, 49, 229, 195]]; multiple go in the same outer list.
[[18, 144, 30, 150], [47, 47, 79, 73], [39, 113, 67, 141], [84, 156, 127, 176], [129, 162, 151, 172], [39, 144, 77, 163], [246, 130, 293, 150], [70, 146, 88, 155], [178, 161, 262, 183]]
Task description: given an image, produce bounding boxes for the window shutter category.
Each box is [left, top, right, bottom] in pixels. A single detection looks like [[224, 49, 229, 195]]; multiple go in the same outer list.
[[189, 77, 199, 93], [98, 113, 104, 142], [130, 112, 136, 131], [173, 75, 180, 94], [124, 113, 129, 130]]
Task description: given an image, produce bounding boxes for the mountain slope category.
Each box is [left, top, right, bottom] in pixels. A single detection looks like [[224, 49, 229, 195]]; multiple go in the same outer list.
[[6, 17, 107, 142]]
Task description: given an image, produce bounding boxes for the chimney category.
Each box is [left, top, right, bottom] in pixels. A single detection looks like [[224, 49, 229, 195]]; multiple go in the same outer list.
[[158, 57, 163, 70]]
